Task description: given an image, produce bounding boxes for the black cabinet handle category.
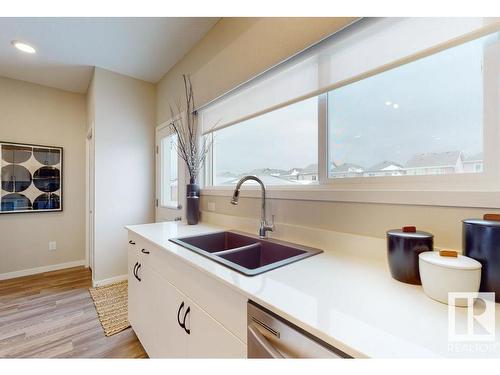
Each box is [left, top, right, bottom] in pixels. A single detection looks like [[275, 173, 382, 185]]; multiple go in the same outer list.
[[183, 306, 191, 335], [176, 302, 191, 334], [133, 262, 138, 278], [133, 262, 141, 282], [135, 263, 142, 282], [141, 248, 150, 254], [177, 302, 185, 328], [129, 240, 136, 245]]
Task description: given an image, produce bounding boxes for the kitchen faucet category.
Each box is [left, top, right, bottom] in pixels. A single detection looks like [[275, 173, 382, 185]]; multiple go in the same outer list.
[[230, 175, 274, 238]]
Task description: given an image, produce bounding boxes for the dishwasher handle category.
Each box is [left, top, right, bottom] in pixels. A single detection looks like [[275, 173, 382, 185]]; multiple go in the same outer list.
[[248, 323, 284, 359]]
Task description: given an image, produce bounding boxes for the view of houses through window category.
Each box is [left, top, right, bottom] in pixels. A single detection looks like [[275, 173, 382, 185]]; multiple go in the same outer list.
[[209, 32, 492, 186], [212, 96, 318, 186], [327, 33, 488, 179], [329, 151, 483, 179]]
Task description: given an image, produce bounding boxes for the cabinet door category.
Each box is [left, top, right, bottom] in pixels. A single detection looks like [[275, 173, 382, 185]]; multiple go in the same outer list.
[[128, 247, 143, 337], [135, 259, 157, 355], [186, 298, 247, 358], [148, 269, 188, 358], [128, 244, 156, 355]]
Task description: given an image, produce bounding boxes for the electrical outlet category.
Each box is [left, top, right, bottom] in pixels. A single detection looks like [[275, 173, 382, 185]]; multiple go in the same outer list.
[[49, 241, 57, 251], [207, 201, 216, 212]]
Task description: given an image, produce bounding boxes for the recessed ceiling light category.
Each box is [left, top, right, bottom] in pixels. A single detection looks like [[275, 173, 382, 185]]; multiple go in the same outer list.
[[385, 101, 392, 106], [11, 40, 36, 54], [393, 103, 399, 109]]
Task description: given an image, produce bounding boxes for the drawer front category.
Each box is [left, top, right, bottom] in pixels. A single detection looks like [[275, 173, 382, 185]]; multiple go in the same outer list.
[[128, 232, 140, 252], [128, 233, 152, 266], [150, 245, 247, 343]]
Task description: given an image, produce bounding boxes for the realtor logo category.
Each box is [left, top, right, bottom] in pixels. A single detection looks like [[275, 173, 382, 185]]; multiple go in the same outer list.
[[448, 292, 496, 342]]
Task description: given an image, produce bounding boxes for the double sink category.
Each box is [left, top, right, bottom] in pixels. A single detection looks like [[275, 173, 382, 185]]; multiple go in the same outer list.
[[170, 231, 323, 276]]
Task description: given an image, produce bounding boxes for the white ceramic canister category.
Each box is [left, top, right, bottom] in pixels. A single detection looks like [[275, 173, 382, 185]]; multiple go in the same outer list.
[[419, 250, 482, 306]]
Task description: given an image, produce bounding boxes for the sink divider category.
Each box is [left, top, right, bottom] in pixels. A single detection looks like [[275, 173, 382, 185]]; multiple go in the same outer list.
[[212, 242, 261, 256]]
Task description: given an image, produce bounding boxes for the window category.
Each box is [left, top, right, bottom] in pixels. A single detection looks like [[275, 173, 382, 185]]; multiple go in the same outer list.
[[327, 33, 492, 179], [160, 133, 178, 207], [199, 18, 500, 207], [210, 96, 318, 186]]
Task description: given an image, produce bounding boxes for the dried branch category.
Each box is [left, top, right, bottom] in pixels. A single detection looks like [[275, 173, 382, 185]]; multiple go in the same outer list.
[[168, 74, 214, 184]]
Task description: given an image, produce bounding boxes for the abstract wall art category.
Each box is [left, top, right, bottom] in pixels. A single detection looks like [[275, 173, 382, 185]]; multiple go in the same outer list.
[[1, 141, 63, 213]]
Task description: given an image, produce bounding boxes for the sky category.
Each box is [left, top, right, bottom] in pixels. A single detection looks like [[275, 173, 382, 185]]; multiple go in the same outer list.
[[214, 96, 318, 174], [213, 32, 494, 175], [328, 33, 489, 168]]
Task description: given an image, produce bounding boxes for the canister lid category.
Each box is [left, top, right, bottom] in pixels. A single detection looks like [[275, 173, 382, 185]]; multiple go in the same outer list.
[[387, 226, 433, 239], [419, 251, 482, 270], [463, 219, 500, 228]]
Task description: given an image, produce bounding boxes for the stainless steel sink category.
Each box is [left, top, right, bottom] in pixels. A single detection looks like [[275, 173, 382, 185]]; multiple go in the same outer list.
[[170, 231, 323, 276]]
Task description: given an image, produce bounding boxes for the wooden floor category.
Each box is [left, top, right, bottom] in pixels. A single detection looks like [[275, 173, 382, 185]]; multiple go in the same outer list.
[[0, 266, 147, 358]]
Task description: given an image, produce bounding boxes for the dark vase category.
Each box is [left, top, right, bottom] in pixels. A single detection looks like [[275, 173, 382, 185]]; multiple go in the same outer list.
[[186, 183, 200, 225]]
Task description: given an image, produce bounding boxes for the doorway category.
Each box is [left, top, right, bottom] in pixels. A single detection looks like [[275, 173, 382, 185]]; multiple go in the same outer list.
[[156, 123, 185, 222], [86, 126, 95, 274]]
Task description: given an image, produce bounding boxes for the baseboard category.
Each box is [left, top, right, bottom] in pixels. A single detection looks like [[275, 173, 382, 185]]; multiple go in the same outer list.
[[0, 260, 87, 281], [92, 274, 128, 287]]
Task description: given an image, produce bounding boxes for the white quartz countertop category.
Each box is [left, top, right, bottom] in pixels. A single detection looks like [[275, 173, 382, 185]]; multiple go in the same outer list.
[[126, 221, 500, 358]]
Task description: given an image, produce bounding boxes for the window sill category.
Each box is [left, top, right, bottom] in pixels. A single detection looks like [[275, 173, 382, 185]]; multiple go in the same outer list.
[[201, 186, 500, 208]]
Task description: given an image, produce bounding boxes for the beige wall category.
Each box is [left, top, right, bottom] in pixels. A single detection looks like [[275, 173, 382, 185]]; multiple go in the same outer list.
[[0, 76, 86, 275], [200, 196, 498, 250], [157, 17, 499, 252], [91, 68, 156, 282], [157, 17, 357, 123]]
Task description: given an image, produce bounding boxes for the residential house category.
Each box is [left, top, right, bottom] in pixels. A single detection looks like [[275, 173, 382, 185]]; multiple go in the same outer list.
[[363, 161, 405, 177], [330, 163, 364, 178], [405, 151, 464, 175], [296, 164, 319, 182], [463, 152, 483, 173], [225, 173, 299, 185]]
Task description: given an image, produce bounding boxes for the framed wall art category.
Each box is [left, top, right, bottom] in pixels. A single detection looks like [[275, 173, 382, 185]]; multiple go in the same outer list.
[[0, 141, 63, 214]]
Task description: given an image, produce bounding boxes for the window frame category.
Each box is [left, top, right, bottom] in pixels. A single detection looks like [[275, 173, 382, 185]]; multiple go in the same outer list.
[[201, 31, 500, 209], [204, 99, 321, 188], [320, 31, 500, 192]]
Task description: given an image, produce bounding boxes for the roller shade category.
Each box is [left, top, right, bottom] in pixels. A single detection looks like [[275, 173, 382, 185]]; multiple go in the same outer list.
[[199, 17, 500, 135]]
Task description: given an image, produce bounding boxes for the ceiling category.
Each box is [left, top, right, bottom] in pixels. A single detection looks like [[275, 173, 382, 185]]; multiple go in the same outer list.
[[0, 17, 219, 93]]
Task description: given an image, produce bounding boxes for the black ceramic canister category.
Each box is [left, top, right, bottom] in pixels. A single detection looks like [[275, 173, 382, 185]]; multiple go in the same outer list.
[[386, 226, 434, 285], [463, 215, 500, 302]]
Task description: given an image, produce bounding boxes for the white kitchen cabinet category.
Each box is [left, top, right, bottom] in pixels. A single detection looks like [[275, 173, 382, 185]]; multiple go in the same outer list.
[[127, 238, 156, 355], [147, 268, 188, 358], [127, 232, 247, 358], [127, 244, 144, 338], [150, 240, 248, 342], [186, 299, 246, 358]]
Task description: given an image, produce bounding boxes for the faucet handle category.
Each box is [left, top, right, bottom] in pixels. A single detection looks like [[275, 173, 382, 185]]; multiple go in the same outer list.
[[266, 215, 275, 231]]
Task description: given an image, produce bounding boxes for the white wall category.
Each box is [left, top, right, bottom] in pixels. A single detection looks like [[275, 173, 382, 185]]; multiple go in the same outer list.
[[0, 76, 86, 276], [90, 68, 156, 283]]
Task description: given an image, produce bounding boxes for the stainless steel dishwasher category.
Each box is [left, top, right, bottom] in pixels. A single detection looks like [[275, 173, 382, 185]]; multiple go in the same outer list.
[[247, 301, 350, 358]]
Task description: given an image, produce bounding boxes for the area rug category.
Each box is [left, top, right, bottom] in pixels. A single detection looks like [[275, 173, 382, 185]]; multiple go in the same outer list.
[[89, 280, 130, 336]]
